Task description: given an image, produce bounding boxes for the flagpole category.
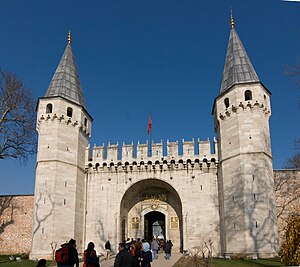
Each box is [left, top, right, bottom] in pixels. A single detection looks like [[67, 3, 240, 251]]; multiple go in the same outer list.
[[149, 121, 152, 157], [148, 112, 152, 157]]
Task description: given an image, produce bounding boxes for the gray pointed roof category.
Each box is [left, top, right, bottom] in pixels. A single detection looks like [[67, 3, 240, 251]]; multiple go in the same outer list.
[[219, 28, 260, 94], [45, 44, 87, 109]]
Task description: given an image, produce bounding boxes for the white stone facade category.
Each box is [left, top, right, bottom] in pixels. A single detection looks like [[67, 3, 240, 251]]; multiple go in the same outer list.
[[30, 26, 279, 260], [85, 139, 220, 255]]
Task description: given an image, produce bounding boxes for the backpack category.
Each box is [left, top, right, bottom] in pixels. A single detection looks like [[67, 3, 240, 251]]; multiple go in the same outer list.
[[55, 245, 69, 264]]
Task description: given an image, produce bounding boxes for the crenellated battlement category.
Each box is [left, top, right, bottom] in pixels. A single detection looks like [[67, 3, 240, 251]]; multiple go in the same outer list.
[[86, 138, 218, 171], [37, 113, 90, 136], [218, 100, 270, 120]]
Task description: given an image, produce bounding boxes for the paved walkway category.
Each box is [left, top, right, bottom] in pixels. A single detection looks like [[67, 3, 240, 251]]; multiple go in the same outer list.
[[50, 251, 182, 267], [99, 251, 182, 267]]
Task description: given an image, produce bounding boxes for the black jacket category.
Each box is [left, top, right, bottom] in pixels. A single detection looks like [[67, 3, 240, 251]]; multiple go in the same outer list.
[[114, 249, 132, 267]]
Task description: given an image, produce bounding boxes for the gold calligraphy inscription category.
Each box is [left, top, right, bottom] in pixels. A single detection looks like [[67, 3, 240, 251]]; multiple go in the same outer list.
[[132, 217, 139, 229], [132, 217, 139, 223], [170, 217, 179, 229], [142, 193, 167, 202]]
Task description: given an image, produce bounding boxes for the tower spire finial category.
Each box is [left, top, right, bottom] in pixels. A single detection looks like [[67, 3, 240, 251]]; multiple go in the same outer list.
[[230, 10, 235, 29], [68, 31, 72, 45]]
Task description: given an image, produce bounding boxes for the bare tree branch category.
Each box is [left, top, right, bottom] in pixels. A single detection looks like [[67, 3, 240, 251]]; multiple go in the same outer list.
[[0, 69, 37, 161], [0, 196, 14, 234]]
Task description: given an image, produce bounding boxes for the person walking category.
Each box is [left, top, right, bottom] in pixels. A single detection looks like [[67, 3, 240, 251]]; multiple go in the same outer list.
[[164, 240, 172, 260], [150, 238, 159, 260], [138, 241, 152, 267], [114, 242, 132, 267], [83, 242, 100, 267], [57, 238, 79, 267], [104, 240, 111, 260]]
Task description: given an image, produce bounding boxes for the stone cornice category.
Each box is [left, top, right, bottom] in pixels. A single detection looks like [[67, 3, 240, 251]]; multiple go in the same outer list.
[[218, 100, 270, 121]]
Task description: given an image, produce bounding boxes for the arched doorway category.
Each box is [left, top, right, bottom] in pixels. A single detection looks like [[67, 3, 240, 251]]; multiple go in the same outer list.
[[144, 211, 165, 241], [119, 179, 183, 252]]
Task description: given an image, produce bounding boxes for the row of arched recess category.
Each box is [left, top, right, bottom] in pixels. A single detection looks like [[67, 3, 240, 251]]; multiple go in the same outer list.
[[88, 158, 217, 171], [224, 90, 267, 108]]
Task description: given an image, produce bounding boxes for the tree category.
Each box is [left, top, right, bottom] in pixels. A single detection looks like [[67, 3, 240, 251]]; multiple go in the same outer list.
[[0, 196, 14, 234], [274, 170, 300, 242], [284, 62, 300, 169], [0, 69, 37, 161], [285, 62, 300, 107], [279, 214, 300, 266], [284, 138, 300, 169]]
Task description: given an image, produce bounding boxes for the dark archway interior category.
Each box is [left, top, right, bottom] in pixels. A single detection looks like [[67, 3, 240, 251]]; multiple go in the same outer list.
[[144, 211, 165, 241]]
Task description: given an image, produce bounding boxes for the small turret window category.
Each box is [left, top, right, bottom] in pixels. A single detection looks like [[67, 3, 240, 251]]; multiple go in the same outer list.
[[84, 118, 87, 127], [67, 107, 73, 117], [245, 90, 252, 101], [46, 103, 53, 113], [224, 98, 230, 108]]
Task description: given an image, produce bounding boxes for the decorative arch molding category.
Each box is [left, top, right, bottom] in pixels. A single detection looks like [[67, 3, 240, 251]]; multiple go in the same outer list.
[[120, 179, 182, 214], [119, 179, 183, 251]]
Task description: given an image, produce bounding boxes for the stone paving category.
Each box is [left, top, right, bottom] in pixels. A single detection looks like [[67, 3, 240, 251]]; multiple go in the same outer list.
[[98, 251, 182, 267]]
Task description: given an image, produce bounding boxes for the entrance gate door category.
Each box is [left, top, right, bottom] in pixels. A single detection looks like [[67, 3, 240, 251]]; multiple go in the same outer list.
[[144, 211, 165, 241]]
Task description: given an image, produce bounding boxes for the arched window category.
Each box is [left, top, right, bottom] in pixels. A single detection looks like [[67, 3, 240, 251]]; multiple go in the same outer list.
[[224, 98, 230, 108], [46, 103, 53, 113], [84, 118, 87, 127], [67, 107, 73, 117], [245, 90, 252, 101], [95, 163, 100, 171]]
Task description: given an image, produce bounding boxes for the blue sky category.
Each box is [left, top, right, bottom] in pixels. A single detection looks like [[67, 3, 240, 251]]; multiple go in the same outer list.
[[0, 0, 299, 195]]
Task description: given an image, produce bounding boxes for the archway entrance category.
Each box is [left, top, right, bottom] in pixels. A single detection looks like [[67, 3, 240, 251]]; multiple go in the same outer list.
[[119, 179, 183, 252], [144, 211, 165, 241]]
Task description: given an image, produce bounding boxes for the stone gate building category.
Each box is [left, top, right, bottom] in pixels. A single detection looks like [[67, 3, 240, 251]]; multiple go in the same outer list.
[[30, 18, 279, 259]]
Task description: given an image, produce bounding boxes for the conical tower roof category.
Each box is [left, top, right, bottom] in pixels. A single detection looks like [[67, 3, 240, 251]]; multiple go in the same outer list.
[[219, 16, 260, 94], [45, 33, 87, 109]]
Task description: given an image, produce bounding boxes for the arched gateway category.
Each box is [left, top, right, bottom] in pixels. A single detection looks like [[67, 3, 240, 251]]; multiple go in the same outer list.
[[120, 179, 183, 252], [82, 152, 220, 257], [30, 21, 279, 260]]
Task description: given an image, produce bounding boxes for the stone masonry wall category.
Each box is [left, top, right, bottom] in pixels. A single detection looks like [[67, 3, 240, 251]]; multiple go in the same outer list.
[[0, 195, 33, 255], [0, 169, 298, 255]]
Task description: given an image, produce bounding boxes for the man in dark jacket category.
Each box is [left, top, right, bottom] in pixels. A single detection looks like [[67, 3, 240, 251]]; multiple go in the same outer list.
[[114, 242, 132, 267]]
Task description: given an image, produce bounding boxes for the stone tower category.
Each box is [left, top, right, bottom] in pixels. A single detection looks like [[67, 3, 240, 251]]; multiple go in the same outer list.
[[30, 34, 92, 259], [213, 17, 278, 257]]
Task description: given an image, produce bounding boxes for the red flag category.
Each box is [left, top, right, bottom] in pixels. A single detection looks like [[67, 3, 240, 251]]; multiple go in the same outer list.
[[147, 113, 152, 135]]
